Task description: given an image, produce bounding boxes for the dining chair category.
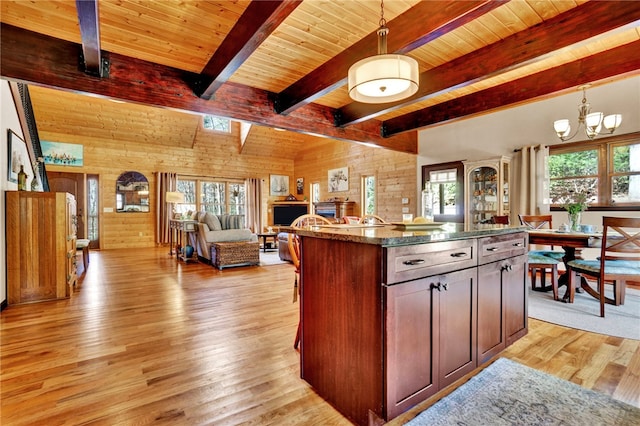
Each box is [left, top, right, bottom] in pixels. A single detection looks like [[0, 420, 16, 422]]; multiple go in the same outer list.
[[288, 232, 302, 349], [290, 214, 333, 228], [519, 214, 563, 300], [288, 214, 333, 349], [358, 214, 387, 224], [567, 216, 640, 317], [490, 215, 510, 224]]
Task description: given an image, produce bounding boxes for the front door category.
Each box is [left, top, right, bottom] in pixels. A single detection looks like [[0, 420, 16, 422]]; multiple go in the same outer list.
[[48, 171, 85, 239]]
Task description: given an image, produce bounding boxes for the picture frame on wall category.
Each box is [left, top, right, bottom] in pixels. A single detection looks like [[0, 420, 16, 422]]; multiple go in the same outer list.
[[328, 166, 348, 192], [41, 140, 84, 166], [296, 177, 304, 195], [7, 129, 31, 184], [270, 174, 289, 196]]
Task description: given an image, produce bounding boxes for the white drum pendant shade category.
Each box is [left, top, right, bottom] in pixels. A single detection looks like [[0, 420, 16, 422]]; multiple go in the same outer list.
[[348, 54, 419, 103]]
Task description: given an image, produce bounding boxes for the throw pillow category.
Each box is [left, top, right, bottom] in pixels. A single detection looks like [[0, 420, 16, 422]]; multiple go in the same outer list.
[[203, 212, 222, 231]]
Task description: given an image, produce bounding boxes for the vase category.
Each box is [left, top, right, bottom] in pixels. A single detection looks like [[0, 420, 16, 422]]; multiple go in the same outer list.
[[184, 244, 194, 258], [568, 212, 582, 232]]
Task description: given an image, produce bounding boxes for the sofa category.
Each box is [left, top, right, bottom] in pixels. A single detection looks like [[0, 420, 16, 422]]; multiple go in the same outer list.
[[195, 212, 258, 262], [278, 232, 293, 263]]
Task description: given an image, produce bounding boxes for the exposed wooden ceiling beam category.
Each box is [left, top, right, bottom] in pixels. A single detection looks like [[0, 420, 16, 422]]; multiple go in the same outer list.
[[188, 0, 301, 100], [273, 0, 502, 115], [0, 24, 416, 154], [75, 0, 106, 77], [337, 1, 640, 127], [381, 40, 640, 137]]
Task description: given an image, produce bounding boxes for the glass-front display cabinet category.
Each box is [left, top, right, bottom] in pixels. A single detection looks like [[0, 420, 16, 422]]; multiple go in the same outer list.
[[463, 156, 510, 229]]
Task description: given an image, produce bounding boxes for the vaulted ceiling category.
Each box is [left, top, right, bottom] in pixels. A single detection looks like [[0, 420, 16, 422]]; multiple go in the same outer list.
[[1, 0, 639, 154]]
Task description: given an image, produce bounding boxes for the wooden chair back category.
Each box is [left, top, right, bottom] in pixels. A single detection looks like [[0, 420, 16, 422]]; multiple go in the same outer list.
[[601, 216, 640, 263], [290, 214, 333, 228], [491, 215, 510, 224], [519, 214, 555, 250], [518, 214, 553, 230], [358, 214, 387, 224]]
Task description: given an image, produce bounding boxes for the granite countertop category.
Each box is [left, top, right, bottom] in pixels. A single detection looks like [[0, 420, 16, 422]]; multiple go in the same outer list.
[[294, 222, 526, 247]]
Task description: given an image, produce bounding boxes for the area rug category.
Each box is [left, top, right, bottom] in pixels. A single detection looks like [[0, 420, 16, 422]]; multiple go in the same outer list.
[[528, 286, 640, 340], [406, 357, 640, 426], [259, 250, 288, 266]]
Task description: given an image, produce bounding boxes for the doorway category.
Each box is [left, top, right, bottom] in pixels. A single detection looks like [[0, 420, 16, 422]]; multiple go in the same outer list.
[[47, 172, 100, 249]]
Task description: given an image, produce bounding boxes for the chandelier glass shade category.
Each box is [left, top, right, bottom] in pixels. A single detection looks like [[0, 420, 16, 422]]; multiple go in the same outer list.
[[348, 1, 419, 104], [553, 85, 622, 142]]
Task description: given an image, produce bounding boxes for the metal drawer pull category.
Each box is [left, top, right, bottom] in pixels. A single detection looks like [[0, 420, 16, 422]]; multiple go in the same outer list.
[[501, 264, 513, 272], [486, 247, 499, 252], [430, 282, 449, 291], [403, 259, 425, 266], [513, 242, 524, 247], [450, 252, 467, 258]]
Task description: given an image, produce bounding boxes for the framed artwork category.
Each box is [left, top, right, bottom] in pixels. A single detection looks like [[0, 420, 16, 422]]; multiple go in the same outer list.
[[7, 129, 31, 183], [270, 174, 289, 196], [296, 177, 304, 195], [41, 140, 84, 166], [328, 166, 349, 192]]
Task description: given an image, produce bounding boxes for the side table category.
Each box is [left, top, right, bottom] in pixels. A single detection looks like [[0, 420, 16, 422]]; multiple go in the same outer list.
[[169, 219, 198, 263], [257, 232, 278, 252]]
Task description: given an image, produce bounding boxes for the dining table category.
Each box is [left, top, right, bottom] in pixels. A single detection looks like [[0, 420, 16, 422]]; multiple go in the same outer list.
[[527, 229, 605, 303]]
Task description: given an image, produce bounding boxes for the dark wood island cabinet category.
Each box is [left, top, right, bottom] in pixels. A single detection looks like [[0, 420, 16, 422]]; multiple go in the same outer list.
[[296, 224, 527, 425]]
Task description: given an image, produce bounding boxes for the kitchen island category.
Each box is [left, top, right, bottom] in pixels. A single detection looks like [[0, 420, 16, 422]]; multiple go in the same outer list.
[[295, 223, 528, 425]]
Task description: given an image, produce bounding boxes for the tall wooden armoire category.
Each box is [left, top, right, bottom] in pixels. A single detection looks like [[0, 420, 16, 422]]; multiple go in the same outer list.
[[6, 191, 77, 304]]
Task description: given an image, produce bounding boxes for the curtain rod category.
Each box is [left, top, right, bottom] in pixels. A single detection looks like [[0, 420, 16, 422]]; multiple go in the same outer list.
[[513, 144, 547, 153]]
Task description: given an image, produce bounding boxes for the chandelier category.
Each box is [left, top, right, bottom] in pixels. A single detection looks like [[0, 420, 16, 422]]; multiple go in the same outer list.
[[347, 0, 419, 104], [553, 84, 622, 142]]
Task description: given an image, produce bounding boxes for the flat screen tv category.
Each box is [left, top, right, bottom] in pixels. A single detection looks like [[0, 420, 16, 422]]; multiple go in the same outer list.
[[273, 204, 308, 226]]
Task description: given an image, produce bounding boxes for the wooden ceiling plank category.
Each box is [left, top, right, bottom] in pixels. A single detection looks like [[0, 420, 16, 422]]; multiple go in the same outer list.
[[337, 0, 640, 126], [190, 0, 302, 100], [75, 0, 104, 77], [273, 0, 502, 115], [382, 40, 640, 136], [0, 23, 416, 154]]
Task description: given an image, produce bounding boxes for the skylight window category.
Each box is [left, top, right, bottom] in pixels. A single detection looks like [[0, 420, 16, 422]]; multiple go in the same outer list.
[[203, 115, 231, 133]]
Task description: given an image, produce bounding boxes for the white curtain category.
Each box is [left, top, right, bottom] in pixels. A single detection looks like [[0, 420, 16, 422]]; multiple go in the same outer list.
[[245, 178, 263, 233], [514, 145, 550, 218], [155, 172, 177, 244]]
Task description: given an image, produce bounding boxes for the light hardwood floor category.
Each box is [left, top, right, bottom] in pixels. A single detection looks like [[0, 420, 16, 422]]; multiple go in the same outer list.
[[1, 248, 638, 425]]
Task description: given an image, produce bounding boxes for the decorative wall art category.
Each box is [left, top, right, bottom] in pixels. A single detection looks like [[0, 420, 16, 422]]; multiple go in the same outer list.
[[328, 167, 349, 192], [41, 140, 84, 166], [296, 177, 304, 195], [270, 174, 290, 196], [7, 129, 31, 184]]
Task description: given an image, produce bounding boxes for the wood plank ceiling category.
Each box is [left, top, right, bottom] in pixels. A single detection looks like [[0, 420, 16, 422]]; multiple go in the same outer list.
[[1, 0, 639, 154]]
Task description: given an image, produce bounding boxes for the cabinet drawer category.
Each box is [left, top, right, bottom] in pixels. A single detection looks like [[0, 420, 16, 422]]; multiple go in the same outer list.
[[385, 239, 476, 284], [477, 232, 527, 265]]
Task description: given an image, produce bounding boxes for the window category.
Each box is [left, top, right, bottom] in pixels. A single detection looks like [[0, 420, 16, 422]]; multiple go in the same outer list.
[[202, 115, 231, 133], [361, 175, 376, 215], [87, 175, 99, 244], [176, 177, 245, 215], [429, 168, 458, 216], [549, 132, 640, 208]]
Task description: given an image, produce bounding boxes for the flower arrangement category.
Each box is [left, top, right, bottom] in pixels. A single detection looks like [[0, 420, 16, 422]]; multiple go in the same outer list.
[[562, 190, 590, 214]]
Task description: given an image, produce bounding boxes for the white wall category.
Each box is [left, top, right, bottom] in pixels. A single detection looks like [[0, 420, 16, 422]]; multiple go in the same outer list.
[[416, 76, 640, 218], [1, 80, 23, 308], [418, 75, 640, 164]]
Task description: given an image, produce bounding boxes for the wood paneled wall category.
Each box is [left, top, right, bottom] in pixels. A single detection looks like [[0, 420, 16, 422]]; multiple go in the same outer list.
[[295, 140, 417, 222], [43, 123, 293, 249], [34, 89, 417, 248]]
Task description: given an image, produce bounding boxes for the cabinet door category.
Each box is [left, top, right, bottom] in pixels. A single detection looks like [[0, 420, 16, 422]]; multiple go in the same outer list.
[[436, 268, 477, 388], [505, 254, 528, 345], [385, 278, 437, 419], [477, 254, 528, 364], [477, 260, 506, 364]]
